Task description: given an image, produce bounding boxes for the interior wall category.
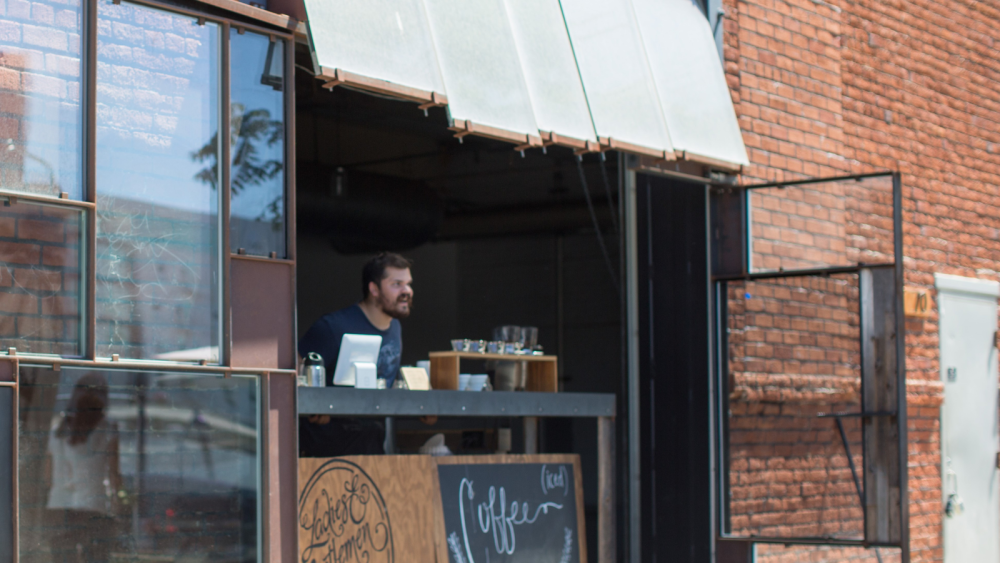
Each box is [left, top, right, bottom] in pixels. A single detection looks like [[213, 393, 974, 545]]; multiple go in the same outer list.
[[296, 236, 459, 366], [296, 232, 620, 378]]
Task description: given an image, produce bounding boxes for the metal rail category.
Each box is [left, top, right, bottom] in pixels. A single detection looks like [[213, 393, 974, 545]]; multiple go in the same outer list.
[[298, 388, 616, 418]]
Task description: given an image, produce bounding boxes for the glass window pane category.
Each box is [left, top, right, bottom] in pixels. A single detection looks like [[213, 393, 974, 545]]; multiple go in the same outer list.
[[0, 197, 84, 356], [723, 274, 864, 540], [95, 1, 221, 362], [748, 175, 895, 274], [17, 366, 259, 562], [423, 0, 539, 137], [0, 0, 83, 199], [230, 31, 285, 258]]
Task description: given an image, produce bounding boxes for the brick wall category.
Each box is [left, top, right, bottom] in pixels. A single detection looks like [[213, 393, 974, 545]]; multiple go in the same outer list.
[[722, 0, 1000, 560], [0, 200, 81, 355], [726, 275, 866, 539]]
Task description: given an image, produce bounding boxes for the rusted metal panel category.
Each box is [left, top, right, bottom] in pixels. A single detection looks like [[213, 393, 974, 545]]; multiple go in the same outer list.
[[231, 258, 295, 369], [267, 373, 298, 563]]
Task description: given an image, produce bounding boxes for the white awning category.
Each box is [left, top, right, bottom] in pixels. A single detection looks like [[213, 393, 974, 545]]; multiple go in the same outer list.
[[422, 0, 541, 145], [304, 0, 446, 104], [303, 0, 747, 169], [631, 0, 749, 166]]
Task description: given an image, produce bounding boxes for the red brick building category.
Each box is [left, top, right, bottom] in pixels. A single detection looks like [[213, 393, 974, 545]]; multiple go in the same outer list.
[[718, 0, 1000, 561], [0, 0, 996, 562]]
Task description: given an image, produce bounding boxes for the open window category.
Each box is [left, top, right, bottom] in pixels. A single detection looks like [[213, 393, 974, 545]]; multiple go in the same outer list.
[[711, 173, 907, 556]]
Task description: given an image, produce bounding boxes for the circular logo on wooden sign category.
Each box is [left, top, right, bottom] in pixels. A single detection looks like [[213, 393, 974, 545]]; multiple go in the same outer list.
[[299, 459, 394, 563]]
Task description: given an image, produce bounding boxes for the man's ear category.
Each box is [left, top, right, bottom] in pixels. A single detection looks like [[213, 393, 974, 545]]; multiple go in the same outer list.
[[368, 280, 381, 299]]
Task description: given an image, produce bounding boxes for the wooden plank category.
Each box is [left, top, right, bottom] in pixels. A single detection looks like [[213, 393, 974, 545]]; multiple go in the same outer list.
[[430, 355, 459, 390], [430, 351, 559, 392], [527, 358, 558, 392], [193, 0, 298, 31], [298, 456, 442, 563], [861, 267, 902, 544], [429, 351, 557, 361], [319, 67, 446, 106], [903, 287, 933, 318]]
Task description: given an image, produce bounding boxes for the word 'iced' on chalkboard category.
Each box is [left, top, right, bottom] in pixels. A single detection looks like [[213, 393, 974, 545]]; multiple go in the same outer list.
[[437, 457, 584, 563]]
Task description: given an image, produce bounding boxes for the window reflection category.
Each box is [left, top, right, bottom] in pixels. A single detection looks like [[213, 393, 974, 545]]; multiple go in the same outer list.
[[94, 0, 221, 361], [0, 197, 84, 356], [18, 366, 259, 563], [229, 31, 285, 258], [0, 0, 83, 199]]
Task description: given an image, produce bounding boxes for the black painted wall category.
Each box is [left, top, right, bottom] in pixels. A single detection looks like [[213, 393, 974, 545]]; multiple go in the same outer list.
[[636, 174, 713, 563]]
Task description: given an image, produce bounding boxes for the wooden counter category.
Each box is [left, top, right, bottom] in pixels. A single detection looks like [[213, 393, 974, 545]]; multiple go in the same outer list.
[[428, 350, 558, 392]]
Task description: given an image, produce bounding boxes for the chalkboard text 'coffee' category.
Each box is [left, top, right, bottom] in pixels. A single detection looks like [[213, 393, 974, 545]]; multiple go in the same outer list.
[[438, 462, 581, 563]]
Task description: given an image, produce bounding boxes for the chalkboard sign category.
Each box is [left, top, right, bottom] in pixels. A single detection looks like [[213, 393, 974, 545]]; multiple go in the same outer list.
[[437, 456, 584, 563]]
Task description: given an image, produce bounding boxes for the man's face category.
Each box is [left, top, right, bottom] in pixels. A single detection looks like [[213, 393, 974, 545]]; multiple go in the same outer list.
[[370, 267, 413, 319]]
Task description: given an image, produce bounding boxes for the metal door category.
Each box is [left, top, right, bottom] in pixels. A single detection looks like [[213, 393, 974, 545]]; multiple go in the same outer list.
[[937, 273, 1000, 563]]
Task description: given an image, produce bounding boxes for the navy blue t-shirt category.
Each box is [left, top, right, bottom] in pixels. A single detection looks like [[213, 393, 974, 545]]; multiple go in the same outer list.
[[298, 304, 402, 388]]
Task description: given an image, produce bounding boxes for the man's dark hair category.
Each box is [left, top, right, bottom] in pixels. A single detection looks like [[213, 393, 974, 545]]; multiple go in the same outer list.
[[362, 252, 412, 298]]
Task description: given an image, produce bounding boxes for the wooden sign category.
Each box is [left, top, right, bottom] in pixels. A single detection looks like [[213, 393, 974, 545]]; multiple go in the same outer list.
[[298, 455, 585, 563], [298, 456, 444, 563], [436, 455, 585, 563], [904, 287, 933, 318]]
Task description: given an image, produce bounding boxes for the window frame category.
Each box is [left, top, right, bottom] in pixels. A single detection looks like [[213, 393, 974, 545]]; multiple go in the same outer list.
[[0, 0, 296, 368], [711, 172, 908, 556], [13, 361, 264, 563], [0, 2, 297, 561]]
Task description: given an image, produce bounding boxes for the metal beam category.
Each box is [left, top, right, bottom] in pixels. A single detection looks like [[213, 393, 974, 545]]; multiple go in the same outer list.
[[297, 388, 615, 418]]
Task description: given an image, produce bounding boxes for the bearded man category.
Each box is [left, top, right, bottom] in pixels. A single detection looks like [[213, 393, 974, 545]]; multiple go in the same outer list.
[[297, 252, 413, 456]]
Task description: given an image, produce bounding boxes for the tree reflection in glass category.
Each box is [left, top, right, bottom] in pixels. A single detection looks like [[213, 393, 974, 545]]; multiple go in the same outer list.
[[95, 0, 221, 362], [223, 30, 285, 258]]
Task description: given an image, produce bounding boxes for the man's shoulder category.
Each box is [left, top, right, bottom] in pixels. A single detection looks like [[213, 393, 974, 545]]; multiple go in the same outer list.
[[321, 304, 382, 333], [319, 304, 363, 324]]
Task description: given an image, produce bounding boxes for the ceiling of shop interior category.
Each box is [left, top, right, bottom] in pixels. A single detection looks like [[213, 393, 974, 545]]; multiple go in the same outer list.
[[294, 58, 617, 249]]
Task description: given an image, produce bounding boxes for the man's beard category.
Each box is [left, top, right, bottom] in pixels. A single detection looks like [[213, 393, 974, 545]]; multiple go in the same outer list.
[[380, 295, 411, 319]]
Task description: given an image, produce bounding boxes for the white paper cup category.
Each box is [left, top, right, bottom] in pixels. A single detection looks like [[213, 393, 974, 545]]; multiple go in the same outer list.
[[458, 374, 471, 391], [468, 374, 488, 392]]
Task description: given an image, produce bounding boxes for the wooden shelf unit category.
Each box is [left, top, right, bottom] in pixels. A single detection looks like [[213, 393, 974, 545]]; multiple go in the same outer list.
[[427, 351, 558, 392]]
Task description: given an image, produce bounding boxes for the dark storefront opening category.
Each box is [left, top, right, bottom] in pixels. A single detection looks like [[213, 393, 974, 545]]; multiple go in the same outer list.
[[292, 59, 626, 554]]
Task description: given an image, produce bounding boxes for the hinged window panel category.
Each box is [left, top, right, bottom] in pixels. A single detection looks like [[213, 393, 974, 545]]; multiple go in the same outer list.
[[712, 173, 906, 555]]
